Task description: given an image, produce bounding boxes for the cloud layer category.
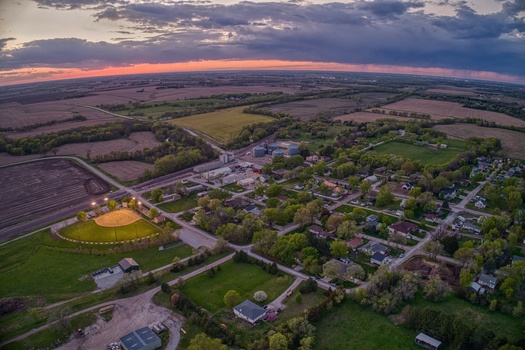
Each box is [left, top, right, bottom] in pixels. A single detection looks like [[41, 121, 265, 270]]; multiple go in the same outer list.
[[2, 0, 525, 80]]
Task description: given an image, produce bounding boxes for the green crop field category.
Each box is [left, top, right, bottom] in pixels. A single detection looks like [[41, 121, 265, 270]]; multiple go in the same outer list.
[[108, 99, 225, 119], [169, 106, 274, 144], [313, 300, 419, 350], [60, 218, 159, 242], [179, 260, 293, 313], [372, 141, 460, 165], [0, 231, 192, 303]]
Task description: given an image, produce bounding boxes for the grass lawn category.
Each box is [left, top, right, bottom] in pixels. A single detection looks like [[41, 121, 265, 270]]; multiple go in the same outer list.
[[159, 197, 198, 213], [313, 300, 419, 350], [179, 260, 293, 313], [221, 183, 246, 193], [0, 231, 192, 303], [170, 106, 275, 144], [412, 295, 523, 343], [372, 141, 460, 165], [60, 218, 159, 242]]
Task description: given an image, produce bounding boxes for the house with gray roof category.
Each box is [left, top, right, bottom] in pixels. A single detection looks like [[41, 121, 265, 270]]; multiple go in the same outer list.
[[478, 273, 497, 290], [233, 300, 267, 324]]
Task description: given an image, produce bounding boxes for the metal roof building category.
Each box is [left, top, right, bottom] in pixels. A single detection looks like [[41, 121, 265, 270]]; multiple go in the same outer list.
[[120, 327, 161, 350], [415, 333, 442, 350]]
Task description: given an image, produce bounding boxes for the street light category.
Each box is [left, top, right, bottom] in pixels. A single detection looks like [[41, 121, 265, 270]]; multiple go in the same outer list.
[[91, 201, 96, 215]]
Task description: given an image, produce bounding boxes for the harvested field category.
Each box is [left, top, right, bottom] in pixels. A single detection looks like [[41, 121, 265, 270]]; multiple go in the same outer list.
[[434, 124, 525, 159], [376, 98, 525, 126], [98, 161, 154, 181], [267, 93, 393, 120], [0, 152, 42, 166], [169, 106, 274, 144], [335, 111, 419, 123], [0, 159, 110, 231], [55, 132, 161, 158], [0, 101, 118, 131], [93, 209, 140, 227]]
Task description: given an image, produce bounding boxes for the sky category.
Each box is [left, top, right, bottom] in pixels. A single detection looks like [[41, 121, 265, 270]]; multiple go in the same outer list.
[[1, 0, 524, 86]]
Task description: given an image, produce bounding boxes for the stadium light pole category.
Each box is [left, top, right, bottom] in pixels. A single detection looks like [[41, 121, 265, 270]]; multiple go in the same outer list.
[[104, 197, 108, 211], [91, 201, 96, 215]]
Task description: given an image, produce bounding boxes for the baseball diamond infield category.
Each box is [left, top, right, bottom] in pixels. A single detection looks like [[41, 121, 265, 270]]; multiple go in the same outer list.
[[94, 209, 141, 227]]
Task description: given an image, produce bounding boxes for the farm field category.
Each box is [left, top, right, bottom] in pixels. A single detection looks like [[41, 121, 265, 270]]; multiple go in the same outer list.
[[376, 98, 525, 126], [0, 159, 110, 231], [372, 141, 460, 165], [0, 101, 118, 132], [334, 111, 423, 123], [0, 230, 193, 303], [434, 124, 525, 159], [169, 106, 275, 144], [424, 87, 478, 96], [179, 260, 293, 313], [54, 131, 161, 158], [266, 93, 393, 120], [98, 160, 154, 182], [313, 300, 418, 350]]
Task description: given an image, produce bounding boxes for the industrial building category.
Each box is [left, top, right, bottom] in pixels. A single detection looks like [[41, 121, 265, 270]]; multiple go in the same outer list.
[[203, 167, 232, 180], [120, 327, 161, 350]]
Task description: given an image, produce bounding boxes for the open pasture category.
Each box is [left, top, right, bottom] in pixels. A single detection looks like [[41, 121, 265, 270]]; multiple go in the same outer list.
[[54, 131, 161, 158], [98, 160, 154, 181], [372, 141, 460, 165], [179, 260, 293, 313], [0, 159, 110, 231], [0, 101, 118, 133], [169, 106, 274, 144], [434, 123, 525, 159], [376, 98, 525, 126]]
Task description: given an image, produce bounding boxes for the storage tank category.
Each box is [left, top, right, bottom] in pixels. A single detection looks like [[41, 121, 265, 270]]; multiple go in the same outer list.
[[268, 143, 279, 151], [272, 149, 285, 158], [288, 144, 299, 156], [252, 146, 265, 157]]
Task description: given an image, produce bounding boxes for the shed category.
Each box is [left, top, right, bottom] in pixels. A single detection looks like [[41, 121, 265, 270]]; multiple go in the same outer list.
[[233, 300, 267, 324], [415, 332, 442, 350], [119, 258, 139, 273], [120, 327, 161, 350]]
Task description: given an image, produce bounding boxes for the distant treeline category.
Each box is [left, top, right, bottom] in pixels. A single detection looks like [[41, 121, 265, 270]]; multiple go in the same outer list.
[[0, 115, 87, 133]]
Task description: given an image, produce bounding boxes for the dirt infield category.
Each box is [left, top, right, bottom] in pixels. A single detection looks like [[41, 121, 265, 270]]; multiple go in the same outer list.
[[0, 159, 110, 231], [376, 98, 525, 126], [94, 209, 141, 227], [98, 161, 155, 181], [434, 124, 525, 159]]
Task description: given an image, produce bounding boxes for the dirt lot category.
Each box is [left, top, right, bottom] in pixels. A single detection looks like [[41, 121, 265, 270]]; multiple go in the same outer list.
[[55, 132, 161, 158], [376, 98, 525, 126], [403, 256, 460, 289], [434, 124, 525, 159], [0, 101, 118, 131], [98, 161, 155, 181], [57, 292, 183, 350], [0, 159, 110, 231]]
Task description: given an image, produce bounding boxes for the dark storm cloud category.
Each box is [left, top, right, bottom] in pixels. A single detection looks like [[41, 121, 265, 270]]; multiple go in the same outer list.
[[9, 0, 525, 78], [0, 37, 16, 50], [33, 0, 122, 10]]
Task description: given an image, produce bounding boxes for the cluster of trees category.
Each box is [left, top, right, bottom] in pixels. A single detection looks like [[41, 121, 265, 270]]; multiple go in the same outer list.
[[407, 308, 515, 350], [354, 266, 419, 314]]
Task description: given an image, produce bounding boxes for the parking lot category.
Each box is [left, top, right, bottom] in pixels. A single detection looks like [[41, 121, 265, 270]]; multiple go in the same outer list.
[[93, 266, 124, 290]]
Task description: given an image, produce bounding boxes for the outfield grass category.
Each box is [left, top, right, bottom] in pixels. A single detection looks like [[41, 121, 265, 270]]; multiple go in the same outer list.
[[158, 197, 198, 213], [60, 218, 159, 242], [0, 231, 192, 303], [372, 141, 460, 165], [179, 260, 293, 313], [313, 300, 419, 350], [412, 294, 522, 343], [169, 106, 274, 144]]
